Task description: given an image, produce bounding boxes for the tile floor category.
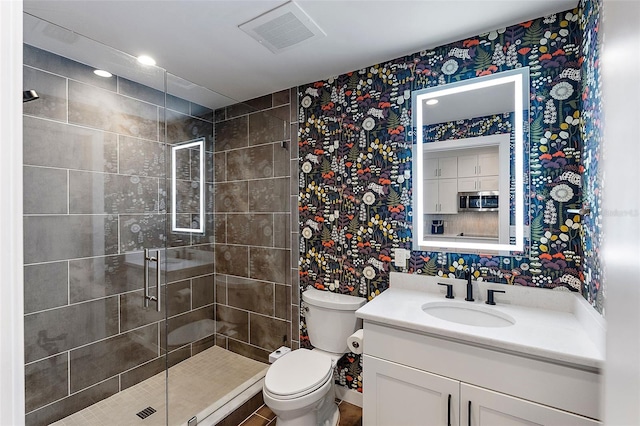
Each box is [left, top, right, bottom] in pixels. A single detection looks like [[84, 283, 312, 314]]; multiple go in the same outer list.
[[52, 346, 268, 426], [237, 400, 363, 426]]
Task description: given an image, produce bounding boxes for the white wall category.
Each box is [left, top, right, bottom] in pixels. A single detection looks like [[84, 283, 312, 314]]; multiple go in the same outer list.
[[602, 0, 640, 424], [0, 0, 25, 424]]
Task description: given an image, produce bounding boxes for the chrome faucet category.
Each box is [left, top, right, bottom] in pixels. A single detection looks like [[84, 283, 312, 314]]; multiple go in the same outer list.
[[464, 268, 474, 302]]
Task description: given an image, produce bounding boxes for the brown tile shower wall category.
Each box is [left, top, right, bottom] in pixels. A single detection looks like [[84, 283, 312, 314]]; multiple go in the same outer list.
[[22, 44, 215, 425], [213, 89, 299, 361]]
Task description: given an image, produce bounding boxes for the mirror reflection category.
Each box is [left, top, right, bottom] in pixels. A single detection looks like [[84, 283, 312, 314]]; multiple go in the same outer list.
[[171, 138, 205, 233], [412, 68, 529, 253]]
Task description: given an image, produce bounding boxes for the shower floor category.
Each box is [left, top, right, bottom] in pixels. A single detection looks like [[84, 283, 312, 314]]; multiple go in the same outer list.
[[51, 346, 268, 426]]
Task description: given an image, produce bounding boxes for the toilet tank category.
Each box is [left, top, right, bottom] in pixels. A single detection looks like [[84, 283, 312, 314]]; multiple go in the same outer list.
[[302, 287, 367, 354]]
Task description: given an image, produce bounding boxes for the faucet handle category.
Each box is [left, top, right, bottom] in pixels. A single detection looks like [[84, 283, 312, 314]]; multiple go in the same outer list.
[[437, 282, 454, 299], [464, 269, 475, 302], [486, 289, 506, 305]]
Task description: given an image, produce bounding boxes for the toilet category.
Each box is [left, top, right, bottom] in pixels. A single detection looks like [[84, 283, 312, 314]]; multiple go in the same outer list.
[[263, 287, 366, 426]]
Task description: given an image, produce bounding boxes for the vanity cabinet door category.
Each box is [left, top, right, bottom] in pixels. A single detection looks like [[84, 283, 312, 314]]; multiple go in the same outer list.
[[363, 355, 460, 426], [460, 383, 600, 426]]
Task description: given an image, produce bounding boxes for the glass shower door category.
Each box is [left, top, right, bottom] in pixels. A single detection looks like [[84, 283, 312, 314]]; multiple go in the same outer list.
[[162, 73, 217, 424], [22, 14, 170, 425], [24, 11, 258, 425]]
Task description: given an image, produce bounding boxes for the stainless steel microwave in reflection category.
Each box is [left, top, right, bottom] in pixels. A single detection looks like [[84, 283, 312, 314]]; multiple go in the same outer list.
[[458, 191, 499, 212]]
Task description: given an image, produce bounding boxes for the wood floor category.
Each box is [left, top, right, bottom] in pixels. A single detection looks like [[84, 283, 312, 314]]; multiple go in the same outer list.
[[237, 400, 363, 426]]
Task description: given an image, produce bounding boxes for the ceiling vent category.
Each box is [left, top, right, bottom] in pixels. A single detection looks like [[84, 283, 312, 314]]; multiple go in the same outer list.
[[239, 1, 325, 54]]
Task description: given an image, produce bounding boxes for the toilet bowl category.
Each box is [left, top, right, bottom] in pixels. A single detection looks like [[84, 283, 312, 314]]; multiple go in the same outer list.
[[263, 349, 339, 426], [262, 287, 366, 425]]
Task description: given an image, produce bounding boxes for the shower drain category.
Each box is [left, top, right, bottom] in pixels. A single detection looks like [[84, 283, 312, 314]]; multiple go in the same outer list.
[[136, 407, 157, 419]]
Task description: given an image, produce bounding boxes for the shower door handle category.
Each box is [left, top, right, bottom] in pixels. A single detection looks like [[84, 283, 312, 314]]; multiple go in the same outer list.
[[144, 249, 161, 312], [155, 250, 161, 312]]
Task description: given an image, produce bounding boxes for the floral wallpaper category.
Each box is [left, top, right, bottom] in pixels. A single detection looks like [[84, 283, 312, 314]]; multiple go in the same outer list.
[[579, 0, 604, 313], [298, 7, 599, 392]]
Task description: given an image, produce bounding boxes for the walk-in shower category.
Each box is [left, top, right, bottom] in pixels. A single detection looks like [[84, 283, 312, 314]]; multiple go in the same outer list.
[[22, 12, 294, 425]]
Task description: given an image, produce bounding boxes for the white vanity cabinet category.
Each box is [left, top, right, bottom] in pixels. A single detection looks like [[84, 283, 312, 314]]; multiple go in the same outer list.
[[362, 322, 600, 426]]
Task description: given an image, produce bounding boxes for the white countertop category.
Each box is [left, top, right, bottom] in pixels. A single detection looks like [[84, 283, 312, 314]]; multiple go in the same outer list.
[[356, 272, 605, 370]]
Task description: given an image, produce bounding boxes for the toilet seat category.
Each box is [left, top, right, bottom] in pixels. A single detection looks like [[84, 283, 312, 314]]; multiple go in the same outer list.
[[264, 350, 333, 400]]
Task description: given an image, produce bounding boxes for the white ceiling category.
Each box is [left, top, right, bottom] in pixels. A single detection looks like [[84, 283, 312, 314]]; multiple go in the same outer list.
[[23, 0, 578, 108]]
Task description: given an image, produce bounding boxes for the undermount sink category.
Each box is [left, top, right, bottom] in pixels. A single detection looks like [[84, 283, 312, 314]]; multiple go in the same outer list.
[[422, 301, 515, 327]]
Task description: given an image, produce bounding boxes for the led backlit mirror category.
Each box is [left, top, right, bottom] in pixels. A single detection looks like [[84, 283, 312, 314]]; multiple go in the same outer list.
[[171, 138, 205, 233], [412, 68, 529, 253]]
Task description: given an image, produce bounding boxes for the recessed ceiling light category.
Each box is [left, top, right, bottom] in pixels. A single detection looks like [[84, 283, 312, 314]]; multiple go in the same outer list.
[[426, 99, 439, 105], [137, 55, 156, 66], [94, 69, 112, 78]]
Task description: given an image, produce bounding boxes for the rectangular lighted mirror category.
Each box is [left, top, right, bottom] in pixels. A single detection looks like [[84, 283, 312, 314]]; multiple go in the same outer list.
[[412, 67, 529, 253], [171, 138, 205, 234]]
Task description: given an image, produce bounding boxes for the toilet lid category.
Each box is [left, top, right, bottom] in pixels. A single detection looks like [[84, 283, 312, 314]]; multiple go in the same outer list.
[[265, 350, 333, 398]]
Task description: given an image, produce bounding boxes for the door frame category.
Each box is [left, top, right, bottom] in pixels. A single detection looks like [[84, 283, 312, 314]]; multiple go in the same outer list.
[[0, 0, 26, 424]]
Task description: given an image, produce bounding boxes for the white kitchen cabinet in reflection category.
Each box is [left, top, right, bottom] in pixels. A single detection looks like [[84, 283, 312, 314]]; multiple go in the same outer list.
[[423, 178, 458, 214], [424, 156, 458, 179], [458, 151, 499, 191], [458, 175, 499, 192]]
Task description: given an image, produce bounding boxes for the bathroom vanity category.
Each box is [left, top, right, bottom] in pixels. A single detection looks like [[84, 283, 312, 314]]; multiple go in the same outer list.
[[356, 272, 604, 426]]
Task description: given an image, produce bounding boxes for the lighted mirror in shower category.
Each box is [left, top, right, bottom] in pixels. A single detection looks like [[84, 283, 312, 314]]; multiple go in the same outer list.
[[171, 138, 205, 233], [412, 67, 529, 254]]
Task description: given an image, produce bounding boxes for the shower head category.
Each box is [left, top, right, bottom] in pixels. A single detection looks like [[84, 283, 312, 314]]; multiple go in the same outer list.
[[23, 90, 39, 103]]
